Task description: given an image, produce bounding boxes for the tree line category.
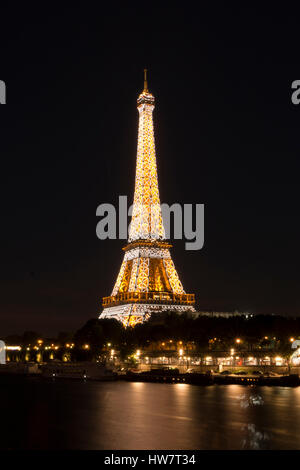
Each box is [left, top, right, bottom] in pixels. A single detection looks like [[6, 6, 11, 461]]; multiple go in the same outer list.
[[5, 312, 300, 360]]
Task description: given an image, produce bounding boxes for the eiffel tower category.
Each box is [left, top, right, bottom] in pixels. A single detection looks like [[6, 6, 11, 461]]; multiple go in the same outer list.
[[100, 70, 195, 327]]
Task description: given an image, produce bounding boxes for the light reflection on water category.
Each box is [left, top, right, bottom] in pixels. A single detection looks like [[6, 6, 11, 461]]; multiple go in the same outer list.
[[1, 377, 300, 449]]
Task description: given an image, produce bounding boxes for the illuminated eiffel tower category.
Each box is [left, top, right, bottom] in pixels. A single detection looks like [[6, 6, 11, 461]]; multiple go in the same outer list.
[[100, 71, 195, 327]]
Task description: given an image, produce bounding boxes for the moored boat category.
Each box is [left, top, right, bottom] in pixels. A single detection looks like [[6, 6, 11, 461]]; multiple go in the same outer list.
[[41, 362, 117, 381]]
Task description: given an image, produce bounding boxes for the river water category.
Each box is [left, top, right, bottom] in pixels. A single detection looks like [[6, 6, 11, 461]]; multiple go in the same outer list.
[[1, 376, 300, 450]]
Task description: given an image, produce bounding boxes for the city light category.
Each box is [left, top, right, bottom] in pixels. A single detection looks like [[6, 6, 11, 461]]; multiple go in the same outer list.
[[235, 338, 241, 344]]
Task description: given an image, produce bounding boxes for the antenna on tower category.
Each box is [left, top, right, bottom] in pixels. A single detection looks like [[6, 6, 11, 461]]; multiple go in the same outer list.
[[143, 68, 148, 92]]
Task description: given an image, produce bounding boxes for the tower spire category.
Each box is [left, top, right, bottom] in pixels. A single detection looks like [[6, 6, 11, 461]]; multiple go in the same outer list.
[[143, 68, 148, 92]]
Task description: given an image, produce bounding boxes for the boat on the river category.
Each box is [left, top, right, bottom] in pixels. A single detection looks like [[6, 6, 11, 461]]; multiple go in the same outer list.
[[41, 362, 117, 381], [124, 369, 300, 387], [0, 362, 40, 376], [125, 369, 214, 385], [213, 372, 300, 386]]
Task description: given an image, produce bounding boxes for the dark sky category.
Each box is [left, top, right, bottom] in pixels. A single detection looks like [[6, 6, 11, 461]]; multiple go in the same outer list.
[[1, 3, 300, 336]]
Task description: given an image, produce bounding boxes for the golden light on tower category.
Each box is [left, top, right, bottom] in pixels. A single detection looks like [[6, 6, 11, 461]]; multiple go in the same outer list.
[[100, 71, 195, 327]]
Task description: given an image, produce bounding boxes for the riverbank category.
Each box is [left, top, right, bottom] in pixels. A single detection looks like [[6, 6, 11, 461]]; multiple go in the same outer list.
[[0, 362, 299, 386]]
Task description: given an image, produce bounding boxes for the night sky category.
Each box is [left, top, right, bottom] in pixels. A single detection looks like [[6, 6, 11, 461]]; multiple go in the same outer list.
[[1, 4, 300, 336]]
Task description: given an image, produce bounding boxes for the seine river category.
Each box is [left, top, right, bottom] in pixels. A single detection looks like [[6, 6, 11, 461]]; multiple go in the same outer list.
[[1, 376, 300, 450]]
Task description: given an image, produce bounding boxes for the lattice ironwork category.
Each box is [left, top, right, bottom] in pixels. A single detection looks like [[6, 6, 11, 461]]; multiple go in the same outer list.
[[163, 258, 185, 294], [128, 91, 165, 242], [111, 257, 127, 296], [136, 257, 149, 292], [128, 258, 139, 292]]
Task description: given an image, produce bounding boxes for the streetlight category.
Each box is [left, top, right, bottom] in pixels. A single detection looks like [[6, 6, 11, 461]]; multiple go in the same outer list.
[[136, 349, 140, 357], [205, 356, 212, 365]]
